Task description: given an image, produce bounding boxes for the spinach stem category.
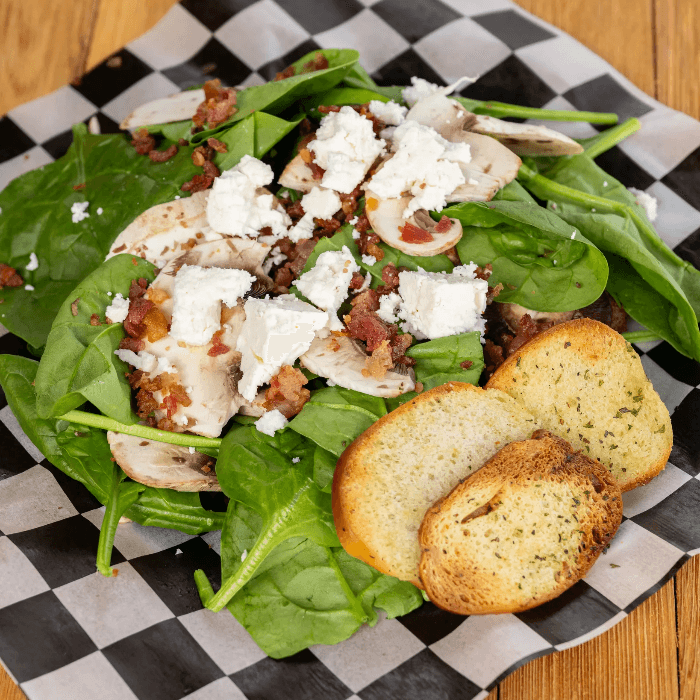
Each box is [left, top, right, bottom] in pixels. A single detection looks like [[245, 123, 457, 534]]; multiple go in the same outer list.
[[456, 98, 618, 124], [194, 569, 216, 605], [58, 410, 222, 449], [96, 467, 123, 577], [584, 118, 641, 159], [621, 330, 663, 343]]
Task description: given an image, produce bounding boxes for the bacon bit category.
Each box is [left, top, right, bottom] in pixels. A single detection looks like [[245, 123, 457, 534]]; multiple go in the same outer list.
[[327, 337, 341, 352], [145, 287, 169, 304], [191, 145, 213, 167], [207, 138, 227, 153], [263, 365, 310, 418], [112, 568, 119, 576], [208, 330, 230, 357], [354, 213, 371, 235], [89, 314, 102, 326], [399, 222, 434, 244], [142, 306, 169, 342], [486, 282, 504, 304], [148, 144, 178, 163], [131, 128, 156, 155], [178, 138, 190, 147], [366, 242, 384, 262], [380, 263, 400, 290], [112, 244, 127, 254], [160, 394, 178, 419], [0, 264, 23, 289], [156, 416, 179, 431], [317, 105, 342, 114], [301, 52, 329, 73], [124, 297, 154, 337], [136, 388, 158, 418], [308, 160, 325, 180], [192, 79, 237, 129], [366, 197, 379, 212], [274, 65, 296, 81], [362, 340, 393, 379], [415, 382, 424, 393], [435, 216, 452, 233], [71, 298, 80, 316], [168, 383, 192, 408], [72, 183, 86, 191], [202, 160, 220, 179], [349, 271, 366, 290], [460, 360, 474, 370], [315, 217, 342, 237], [474, 264, 493, 281], [119, 336, 144, 353], [132, 258, 138, 265], [128, 277, 149, 301], [444, 246, 461, 266], [181, 174, 214, 193]]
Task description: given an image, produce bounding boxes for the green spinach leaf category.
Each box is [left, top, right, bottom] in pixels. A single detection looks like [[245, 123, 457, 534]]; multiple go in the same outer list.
[[35, 254, 156, 424], [407, 332, 484, 390]]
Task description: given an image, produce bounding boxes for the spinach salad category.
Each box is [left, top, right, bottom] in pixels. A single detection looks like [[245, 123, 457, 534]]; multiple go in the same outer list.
[[1, 49, 697, 658]]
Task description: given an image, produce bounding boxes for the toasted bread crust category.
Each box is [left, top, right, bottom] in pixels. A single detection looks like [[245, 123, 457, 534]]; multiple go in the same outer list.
[[419, 430, 623, 615], [486, 318, 672, 491]]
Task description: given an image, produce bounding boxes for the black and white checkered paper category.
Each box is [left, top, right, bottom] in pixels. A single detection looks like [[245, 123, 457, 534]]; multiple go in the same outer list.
[[1, 1, 700, 698]]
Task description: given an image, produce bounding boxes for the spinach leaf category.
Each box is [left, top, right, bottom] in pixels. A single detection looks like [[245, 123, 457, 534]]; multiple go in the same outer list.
[[301, 86, 390, 118], [407, 332, 484, 390], [445, 200, 608, 311], [0, 124, 199, 348], [341, 64, 404, 101], [190, 49, 359, 143], [34, 254, 156, 424], [289, 386, 387, 456], [313, 444, 337, 493], [195, 425, 338, 612], [492, 180, 536, 204], [220, 502, 422, 658]]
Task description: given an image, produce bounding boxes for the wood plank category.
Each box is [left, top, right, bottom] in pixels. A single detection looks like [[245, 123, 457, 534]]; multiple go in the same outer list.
[[655, 0, 700, 119], [500, 581, 680, 700], [677, 556, 700, 700], [513, 0, 656, 99], [0, 667, 24, 700]]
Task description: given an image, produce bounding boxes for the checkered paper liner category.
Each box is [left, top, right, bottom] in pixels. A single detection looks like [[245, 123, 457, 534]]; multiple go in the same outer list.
[[1, 1, 700, 698]]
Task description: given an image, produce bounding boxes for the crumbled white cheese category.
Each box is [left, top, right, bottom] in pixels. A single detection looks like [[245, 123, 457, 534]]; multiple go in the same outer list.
[[24, 284, 34, 291], [402, 77, 441, 107], [255, 409, 288, 436], [237, 296, 328, 401], [155, 356, 177, 375], [367, 121, 470, 217], [351, 228, 360, 240], [357, 271, 372, 293], [570, 232, 576, 240], [369, 100, 407, 126], [287, 187, 342, 243], [241, 549, 248, 561], [170, 264, 254, 346], [308, 107, 386, 193], [396, 265, 488, 340], [97, 207, 104, 216], [361, 254, 377, 266], [114, 349, 158, 373], [349, 216, 358, 225], [293, 246, 359, 330], [292, 457, 301, 464], [262, 247, 288, 275], [628, 187, 658, 222], [207, 155, 291, 238], [71, 201, 90, 223], [188, 446, 195, 454], [377, 292, 401, 324], [105, 293, 130, 323], [107, 292, 112, 296], [26, 253, 39, 271]]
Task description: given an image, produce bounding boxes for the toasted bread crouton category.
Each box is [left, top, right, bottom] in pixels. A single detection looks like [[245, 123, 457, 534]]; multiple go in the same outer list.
[[486, 319, 672, 491], [419, 430, 623, 614], [333, 382, 539, 585]]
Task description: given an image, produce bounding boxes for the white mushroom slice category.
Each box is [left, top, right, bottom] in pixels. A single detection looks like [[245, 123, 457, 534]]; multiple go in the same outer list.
[[471, 115, 584, 156], [499, 303, 576, 333], [364, 189, 462, 257], [278, 153, 318, 194], [141, 238, 273, 437], [107, 432, 221, 491], [300, 335, 415, 398], [106, 191, 226, 266], [120, 89, 205, 130]]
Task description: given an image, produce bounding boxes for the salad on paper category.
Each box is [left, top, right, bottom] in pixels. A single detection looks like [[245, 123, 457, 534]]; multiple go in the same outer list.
[[0, 49, 697, 658]]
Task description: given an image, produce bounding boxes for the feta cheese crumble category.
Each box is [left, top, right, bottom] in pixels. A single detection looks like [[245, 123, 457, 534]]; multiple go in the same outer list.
[[71, 201, 90, 223], [292, 457, 301, 464], [24, 284, 34, 291], [262, 246, 288, 275], [255, 409, 288, 437], [361, 254, 377, 266], [287, 187, 342, 242], [97, 207, 104, 216], [188, 447, 195, 454], [169, 265, 254, 346], [377, 292, 401, 324], [308, 106, 386, 193], [105, 293, 130, 323], [368, 100, 407, 126], [628, 187, 658, 222], [114, 349, 163, 375], [293, 246, 360, 330], [367, 121, 470, 217], [396, 265, 488, 340], [402, 77, 441, 107], [206, 155, 291, 238], [237, 296, 328, 401], [26, 253, 39, 271]]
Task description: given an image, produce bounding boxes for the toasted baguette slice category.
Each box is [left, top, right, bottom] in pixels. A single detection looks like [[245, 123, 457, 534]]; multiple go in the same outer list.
[[486, 318, 672, 491], [333, 382, 539, 585], [419, 430, 623, 614]]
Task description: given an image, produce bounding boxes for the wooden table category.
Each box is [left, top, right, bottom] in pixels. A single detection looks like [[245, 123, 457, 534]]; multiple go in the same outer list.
[[1, 2, 698, 699]]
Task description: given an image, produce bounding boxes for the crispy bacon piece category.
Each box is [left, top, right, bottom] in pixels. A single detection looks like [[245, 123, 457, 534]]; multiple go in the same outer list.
[[0, 264, 23, 289], [128, 277, 148, 301], [301, 52, 329, 73], [89, 314, 102, 326], [314, 217, 342, 237], [434, 216, 452, 233], [380, 263, 400, 290], [168, 383, 192, 408], [273, 237, 319, 288], [72, 183, 86, 191], [119, 336, 144, 353], [274, 65, 296, 81], [362, 340, 393, 379], [263, 365, 310, 418], [487, 283, 504, 304], [192, 79, 238, 129], [142, 307, 169, 342], [349, 271, 366, 290], [207, 138, 228, 153], [399, 222, 434, 244], [131, 128, 156, 155], [148, 144, 178, 163], [460, 360, 474, 370], [181, 174, 215, 193], [308, 160, 325, 180], [136, 389, 159, 418], [123, 297, 154, 338], [207, 330, 230, 357], [202, 160, 220, 179], [317, 105, 342, 114], [160, 394, 178, 419]]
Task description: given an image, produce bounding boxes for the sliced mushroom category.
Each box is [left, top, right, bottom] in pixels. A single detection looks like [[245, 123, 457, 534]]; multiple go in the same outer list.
[[107, 432, 221, 491], [120, 89, 205, 130], [140, 238, 273, 437], [471, 115, 584, 157], [300, 335, 415, 398], [106, 191, 227, 266], [499, 302, 576, 333], [364, 188, 462, 257], [278, 152, 317, 194]]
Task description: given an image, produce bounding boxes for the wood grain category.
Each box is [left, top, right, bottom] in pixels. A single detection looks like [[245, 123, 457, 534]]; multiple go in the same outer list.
[[1, 2, 699, 700]]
